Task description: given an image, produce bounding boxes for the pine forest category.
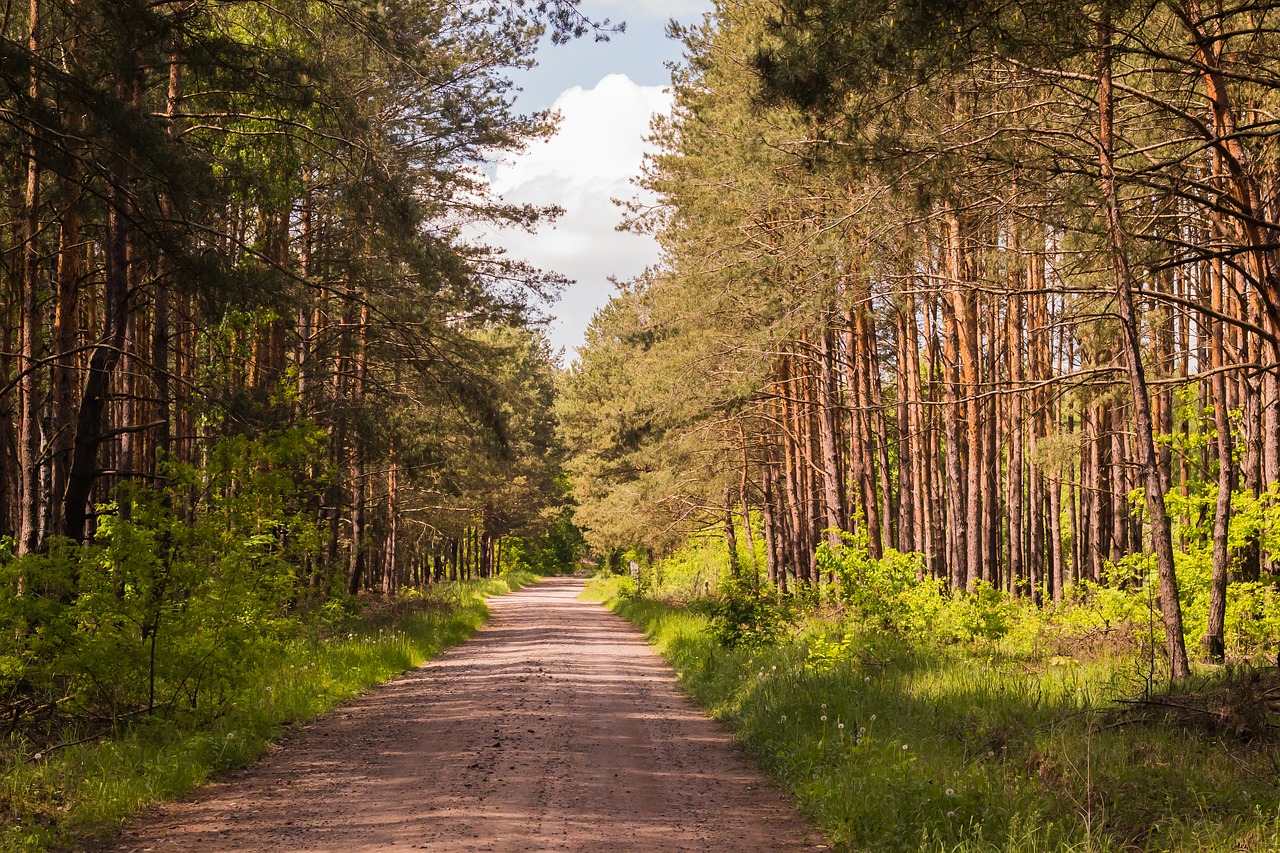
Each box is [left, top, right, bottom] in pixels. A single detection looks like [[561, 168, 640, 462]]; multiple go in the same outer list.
[[3, 1, 1280, 851]]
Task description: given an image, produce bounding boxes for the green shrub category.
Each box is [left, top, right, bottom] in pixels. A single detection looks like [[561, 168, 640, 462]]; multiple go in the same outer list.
[[0, 428, 324, 731], [817, 531, 922, 630], [707, 575, 789, 649]]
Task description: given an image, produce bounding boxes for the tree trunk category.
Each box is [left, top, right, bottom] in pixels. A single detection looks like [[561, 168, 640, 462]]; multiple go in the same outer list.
[[1007, 264, 1025, 594], [724, 486, 739, 578], [762, 462, 781, 591], [62, 72, 138, 543], [18, 0, 42, 555], [1205, 239, 1232, 662], [941, 272, 967, 590], [948, 210, 983, 588], [817, 322, 845, 546], [895, 301, 917, 553], [1099, 11, 1191, 679], [779, 357, 809, 585]]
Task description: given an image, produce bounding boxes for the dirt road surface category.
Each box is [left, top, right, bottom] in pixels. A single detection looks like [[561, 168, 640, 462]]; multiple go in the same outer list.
[[105, 578, 822, 852]]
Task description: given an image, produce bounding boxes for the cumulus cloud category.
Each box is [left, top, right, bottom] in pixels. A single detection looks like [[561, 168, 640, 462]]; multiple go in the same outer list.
[[484, 74, 671, 360]]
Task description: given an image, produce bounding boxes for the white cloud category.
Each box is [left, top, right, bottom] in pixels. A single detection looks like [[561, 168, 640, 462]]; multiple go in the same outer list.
[[485, 74, 671, 360], [593, 0, 709, 18]]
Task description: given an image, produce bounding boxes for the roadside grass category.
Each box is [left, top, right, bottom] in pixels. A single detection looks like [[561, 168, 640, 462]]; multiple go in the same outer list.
[[585, 576, 1280, 853], [1, 571, 537, 852]]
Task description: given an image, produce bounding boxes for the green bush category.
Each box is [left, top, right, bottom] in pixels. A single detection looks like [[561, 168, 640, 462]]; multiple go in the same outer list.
[[0, 428, 324, 731], [707, 575, 789, 649], [815, 534, 1018, 647], [817, 531, 921, 629]]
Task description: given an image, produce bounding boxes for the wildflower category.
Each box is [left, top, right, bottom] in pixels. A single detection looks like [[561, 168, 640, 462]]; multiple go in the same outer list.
[[858, 726, 866, 735], [902, 744, 909, 750], [821, 715, 828, 722], [987, 750, 995, 758], [837, 722, 845, 730], [32, 752, 42, 761], [781, 715, 787, 722], [870, 714, 876, 722], [954, 771, 960, 777], [947, 811, 956, 819], [771, 665, 777, 671], [945, 788, 955, 797], [864, 676, 871, 682], [227, 733, 237, 740], [821, 703, 827, 709]]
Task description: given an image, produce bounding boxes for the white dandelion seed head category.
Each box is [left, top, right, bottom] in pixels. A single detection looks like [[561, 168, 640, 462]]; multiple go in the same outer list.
[[837, 722, 845, 730], [946, 788, 955, 797], [947, 811, 956, 819], [870, 714, 876, 722], [902, 744, 909, 750], [821, 715, 828, 722]]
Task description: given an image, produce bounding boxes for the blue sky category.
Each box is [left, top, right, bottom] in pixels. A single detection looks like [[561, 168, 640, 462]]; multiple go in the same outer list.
[[514, 1, 707, 110], [483, 0, 712, 361]]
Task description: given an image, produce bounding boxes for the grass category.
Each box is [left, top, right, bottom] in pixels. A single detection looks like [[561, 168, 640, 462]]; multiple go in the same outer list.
[[0, 571, 537, 852], [585, 575, 1280, 853]]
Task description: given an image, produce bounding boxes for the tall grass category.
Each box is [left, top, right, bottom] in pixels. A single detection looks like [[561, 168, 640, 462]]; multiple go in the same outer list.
[[585, 576, 1280, 853], [0, 572, 536, 851]]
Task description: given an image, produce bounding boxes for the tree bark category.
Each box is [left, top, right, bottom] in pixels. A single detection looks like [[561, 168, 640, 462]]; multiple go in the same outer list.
[[816, 322, 845, 547], [1099, 10, 1191, 679], [18, 0, 42, 555], [61, 69, 138, 543], [1205, 236, 1232, 662]]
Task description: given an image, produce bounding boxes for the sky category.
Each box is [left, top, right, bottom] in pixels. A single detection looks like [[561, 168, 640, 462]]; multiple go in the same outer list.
[[482, 0, 712, 362]]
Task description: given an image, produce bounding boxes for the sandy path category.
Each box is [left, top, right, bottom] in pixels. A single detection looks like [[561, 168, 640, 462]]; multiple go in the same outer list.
[[104, 578, 822, 852]]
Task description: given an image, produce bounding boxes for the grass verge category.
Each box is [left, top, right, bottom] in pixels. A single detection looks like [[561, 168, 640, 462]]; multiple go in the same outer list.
[[2, 571, 537, 851], [584, 575, 1280, 853]]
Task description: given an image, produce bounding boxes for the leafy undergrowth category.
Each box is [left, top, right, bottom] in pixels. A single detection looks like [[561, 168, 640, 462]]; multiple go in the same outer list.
[[585, 575, 1280, 853], [0, 571, 537, 852]]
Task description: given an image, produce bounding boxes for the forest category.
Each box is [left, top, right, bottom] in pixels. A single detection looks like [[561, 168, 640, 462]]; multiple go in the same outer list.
[[4, 0, 1280, 850], [0, 0, 592, 827], [559, 3, 1280, 847], [563, 0, 1280, 678]]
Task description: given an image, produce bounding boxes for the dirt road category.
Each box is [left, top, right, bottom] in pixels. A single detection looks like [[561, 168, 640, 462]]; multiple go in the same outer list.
[[106, 578, 821, 852]]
